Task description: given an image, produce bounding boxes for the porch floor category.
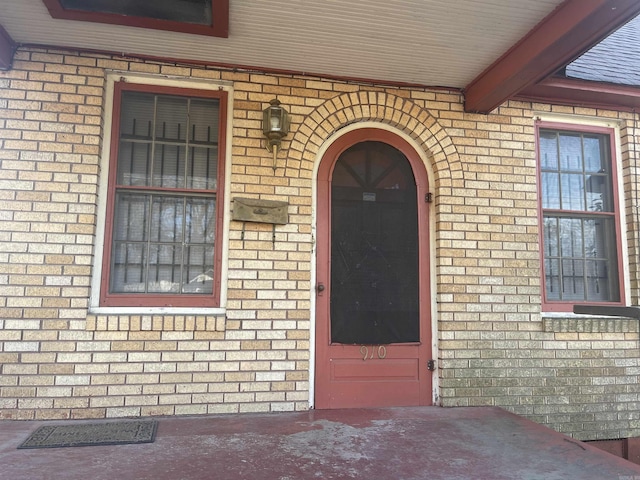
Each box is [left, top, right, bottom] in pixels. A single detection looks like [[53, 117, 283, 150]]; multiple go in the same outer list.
[[2, 406, 640, 480]]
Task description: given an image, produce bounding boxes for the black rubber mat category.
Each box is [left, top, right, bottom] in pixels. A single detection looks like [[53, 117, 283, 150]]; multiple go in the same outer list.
[[18, 420, 157, 449]]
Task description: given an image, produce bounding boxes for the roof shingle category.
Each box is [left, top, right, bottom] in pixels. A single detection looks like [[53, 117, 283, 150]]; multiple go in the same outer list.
[[565, 15, 640, 86]]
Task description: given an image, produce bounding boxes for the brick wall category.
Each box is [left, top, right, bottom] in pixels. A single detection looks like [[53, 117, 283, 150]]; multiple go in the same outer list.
[[1, 47, 640, 441]]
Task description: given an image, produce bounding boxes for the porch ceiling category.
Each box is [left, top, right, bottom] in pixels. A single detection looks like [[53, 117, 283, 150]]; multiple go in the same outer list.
[[0, 0, 563, 88], [0, 1, 638, 113]]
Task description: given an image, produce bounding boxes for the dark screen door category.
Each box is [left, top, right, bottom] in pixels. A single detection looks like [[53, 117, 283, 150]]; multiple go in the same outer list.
[[330, 141, 419, 344]]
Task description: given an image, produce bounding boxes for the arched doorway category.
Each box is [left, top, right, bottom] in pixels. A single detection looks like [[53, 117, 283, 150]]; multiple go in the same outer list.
[[315, 128, 433, 409]]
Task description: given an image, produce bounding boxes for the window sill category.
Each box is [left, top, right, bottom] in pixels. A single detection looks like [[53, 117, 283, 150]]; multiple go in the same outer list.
[[89, 306, 226, 316], [542, 313, 639, 333]]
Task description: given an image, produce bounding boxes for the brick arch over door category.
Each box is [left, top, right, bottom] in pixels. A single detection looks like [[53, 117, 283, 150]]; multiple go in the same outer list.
[[286, 91, 463, 187]]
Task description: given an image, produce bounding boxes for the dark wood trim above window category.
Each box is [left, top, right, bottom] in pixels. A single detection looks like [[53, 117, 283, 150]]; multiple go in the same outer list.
[[42, 0, 229, 38], [517, 76, 640, 112]]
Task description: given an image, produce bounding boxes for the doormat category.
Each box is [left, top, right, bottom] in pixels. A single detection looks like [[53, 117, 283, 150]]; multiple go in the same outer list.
[[18, 420, 158, 449]]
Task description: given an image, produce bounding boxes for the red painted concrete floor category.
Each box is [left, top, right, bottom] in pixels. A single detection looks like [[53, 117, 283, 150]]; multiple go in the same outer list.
[[2, 406, 640, 480]]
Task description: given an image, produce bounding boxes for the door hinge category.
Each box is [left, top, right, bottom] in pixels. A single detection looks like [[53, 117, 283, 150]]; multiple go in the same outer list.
[[427, 359, 436, 371], [425, 193, 433, 203]]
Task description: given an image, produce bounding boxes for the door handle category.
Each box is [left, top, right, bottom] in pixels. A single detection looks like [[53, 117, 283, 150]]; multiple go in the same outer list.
[[317, 283, 325, 296]]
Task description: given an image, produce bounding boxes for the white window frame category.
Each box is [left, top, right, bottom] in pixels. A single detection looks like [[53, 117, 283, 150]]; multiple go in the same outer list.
[[535, 112, 630, 315], [90, 72, 233, 315]]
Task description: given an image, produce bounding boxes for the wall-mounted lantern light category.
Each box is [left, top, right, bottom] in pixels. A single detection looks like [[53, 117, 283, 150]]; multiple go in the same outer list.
[[262, 99, 290, 170]]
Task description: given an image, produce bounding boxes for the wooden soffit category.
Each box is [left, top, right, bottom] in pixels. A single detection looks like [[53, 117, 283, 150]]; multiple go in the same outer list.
[[0, 23, 15, 70], [464, 0, 640, 113]]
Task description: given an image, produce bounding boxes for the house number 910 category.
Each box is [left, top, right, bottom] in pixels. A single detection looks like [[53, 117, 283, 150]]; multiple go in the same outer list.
[[360, 345, 387, 361]]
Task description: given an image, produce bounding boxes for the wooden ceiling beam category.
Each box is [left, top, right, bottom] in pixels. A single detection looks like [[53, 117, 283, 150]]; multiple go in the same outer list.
[[464, 0, 640, 113], [0, 24, 16, 70]]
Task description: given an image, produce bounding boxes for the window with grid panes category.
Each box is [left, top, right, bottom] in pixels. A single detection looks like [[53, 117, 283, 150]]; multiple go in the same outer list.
[[100, 83, 226, 307], [42, 0, 229, 38], [538, 126, 623, 311]]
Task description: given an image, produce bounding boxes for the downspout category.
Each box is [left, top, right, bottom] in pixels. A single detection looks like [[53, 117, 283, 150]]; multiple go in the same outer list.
[[634, 110, 640, 305]]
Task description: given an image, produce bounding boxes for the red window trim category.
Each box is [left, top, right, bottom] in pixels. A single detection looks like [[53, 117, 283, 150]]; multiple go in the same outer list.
[[536, 120, 625, 312], [42, 0, 229, 38], [100, 81, 227, 308]]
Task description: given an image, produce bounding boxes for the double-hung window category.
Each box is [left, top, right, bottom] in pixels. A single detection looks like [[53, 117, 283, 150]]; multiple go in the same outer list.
[[538, 123, 624, 312], [100, 82, 227, 307]]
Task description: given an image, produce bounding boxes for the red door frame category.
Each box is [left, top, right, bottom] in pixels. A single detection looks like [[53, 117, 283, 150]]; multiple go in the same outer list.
[[315, 128, 433, 408]]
